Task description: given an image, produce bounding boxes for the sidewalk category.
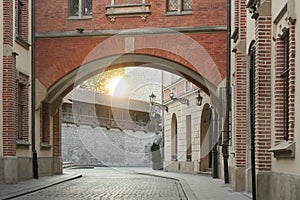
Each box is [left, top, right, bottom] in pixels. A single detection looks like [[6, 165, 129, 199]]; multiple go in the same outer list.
[[0, 172, 82, 200], [117, 167, 252, 200], [0, 167, 252, 200]]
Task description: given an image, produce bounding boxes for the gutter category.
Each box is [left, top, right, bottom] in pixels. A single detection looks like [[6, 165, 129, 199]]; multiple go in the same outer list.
[[31, 0, 38, 179], [222, 0, 231, 184]]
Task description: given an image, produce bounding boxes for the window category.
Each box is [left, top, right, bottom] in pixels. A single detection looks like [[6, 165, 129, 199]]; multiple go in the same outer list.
[[17, 73, 29, 141], [185, 81, 192, 91], [167, 0, 192, 13], [280, 29, 290, 141], [41, 102, 50, 144], [70, 0, 92, 17], [17, 0, 24, 37], [186, 115, 192, 161]]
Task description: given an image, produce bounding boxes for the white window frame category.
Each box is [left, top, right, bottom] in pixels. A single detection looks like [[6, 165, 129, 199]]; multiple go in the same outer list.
[[69, 0, 92, 19], [166, 0, 192, 15]]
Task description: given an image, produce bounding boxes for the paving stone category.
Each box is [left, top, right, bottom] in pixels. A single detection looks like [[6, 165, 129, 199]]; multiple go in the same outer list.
[[13, 168, 186, 200]]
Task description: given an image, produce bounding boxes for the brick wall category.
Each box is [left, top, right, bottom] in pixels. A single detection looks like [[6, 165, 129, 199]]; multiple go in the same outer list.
[[232, 0, 247, 168], [254, 15, 272, 171], [2, 0, 17, 157], [36, 32, 227, 90], [35, 0, 227, 32], [53, 109, 62, 157], [2, 55, 17, 156], [234, 52, 247, 167], [3, 0, 13, 46], [288, 24, 295, 141]]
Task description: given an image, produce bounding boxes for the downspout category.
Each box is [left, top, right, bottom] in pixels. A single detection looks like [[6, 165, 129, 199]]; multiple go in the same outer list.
[[222, 0, 231, 184], [31, 0, 38, 179]]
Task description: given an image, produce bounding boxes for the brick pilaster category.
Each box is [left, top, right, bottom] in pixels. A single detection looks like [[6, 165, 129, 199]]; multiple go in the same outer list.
[[288, 24, 295, 141], [274, 38, 285, 143], [53, 109, 62, 157], [2, 0, 17, 157], [254, 14, 272, 171], [234, 52, 247, 167], [232, 0, 248, 168], [3, 0, 13, 46]]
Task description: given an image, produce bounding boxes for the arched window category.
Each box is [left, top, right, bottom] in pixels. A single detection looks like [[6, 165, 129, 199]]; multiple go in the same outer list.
[[171, 114, 178, 161]]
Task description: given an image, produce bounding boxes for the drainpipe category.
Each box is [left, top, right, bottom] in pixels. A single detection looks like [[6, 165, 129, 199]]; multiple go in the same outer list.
[[222, 0, 231, 184], [31, 0, 38, 179]]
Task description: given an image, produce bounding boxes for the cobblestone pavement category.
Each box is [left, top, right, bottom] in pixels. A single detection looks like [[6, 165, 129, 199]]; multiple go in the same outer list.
[[13, 167, 187, 200]]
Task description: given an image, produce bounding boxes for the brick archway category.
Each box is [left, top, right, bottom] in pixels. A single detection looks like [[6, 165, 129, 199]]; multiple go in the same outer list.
[[35, 29, 227, 175], [36, 28, 227, 105]]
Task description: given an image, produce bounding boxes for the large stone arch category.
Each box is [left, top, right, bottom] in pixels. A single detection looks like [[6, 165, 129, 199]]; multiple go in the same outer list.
[[35, 28, 227, 111], [35, 29, 227, 175]]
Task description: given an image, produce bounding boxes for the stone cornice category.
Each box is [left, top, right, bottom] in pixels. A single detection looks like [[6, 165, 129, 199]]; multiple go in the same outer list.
[[35, 26, 227, 38]]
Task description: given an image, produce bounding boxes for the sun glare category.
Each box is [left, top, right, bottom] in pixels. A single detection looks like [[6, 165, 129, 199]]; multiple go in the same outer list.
[[109, 76, 127, 96]]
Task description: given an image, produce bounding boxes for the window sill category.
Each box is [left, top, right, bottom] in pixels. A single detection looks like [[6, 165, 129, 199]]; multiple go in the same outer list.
[[171, 155, 178, 161], [269, 140, 295, 159], [16, 139, 31, 149], [15, 36, 30, 50], [41, 142, 52, 150], [68, 16, 92, 20], [166, 11, 192, 16]]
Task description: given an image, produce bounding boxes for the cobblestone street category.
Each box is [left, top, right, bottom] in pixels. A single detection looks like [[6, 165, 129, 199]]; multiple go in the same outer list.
[[13, 167, 187, 200]]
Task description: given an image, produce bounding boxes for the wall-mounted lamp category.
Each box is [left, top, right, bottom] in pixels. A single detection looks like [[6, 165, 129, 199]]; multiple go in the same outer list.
[[149, 93, 156, 105], [195, 90, 203, 106], [169, 92, 189, 106], [248, 5, 256, 13], [149, 93, 168, 112], [76, 28, 84, 33], [247, 2, 259, 20]]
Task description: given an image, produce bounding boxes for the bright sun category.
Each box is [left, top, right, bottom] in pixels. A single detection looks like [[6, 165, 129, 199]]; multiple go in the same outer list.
[[108, 76, 127, 96]]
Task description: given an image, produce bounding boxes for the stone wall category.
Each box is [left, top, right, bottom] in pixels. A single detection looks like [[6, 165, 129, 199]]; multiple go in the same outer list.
[[62, 124, 156, 167]]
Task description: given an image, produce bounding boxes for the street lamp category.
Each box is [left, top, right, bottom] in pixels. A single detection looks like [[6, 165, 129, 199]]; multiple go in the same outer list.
[[195, 90, 203, 106], [149, 93, 168, 112], [149, 92, 156, 105]]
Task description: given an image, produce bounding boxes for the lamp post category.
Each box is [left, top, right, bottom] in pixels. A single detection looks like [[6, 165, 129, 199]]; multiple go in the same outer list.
[[149, 92, 168, 170]]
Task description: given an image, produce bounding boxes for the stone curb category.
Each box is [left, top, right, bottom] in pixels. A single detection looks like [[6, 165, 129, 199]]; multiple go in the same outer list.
[[136, 172, 198, 200], [0, 173, 82, 200]]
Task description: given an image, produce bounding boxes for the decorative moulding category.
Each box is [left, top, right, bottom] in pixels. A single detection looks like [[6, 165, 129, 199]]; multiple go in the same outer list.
[[106, 3, 151, 23]]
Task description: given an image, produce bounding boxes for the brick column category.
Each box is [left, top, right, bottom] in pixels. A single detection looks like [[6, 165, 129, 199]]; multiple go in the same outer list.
[[274, 38, 285, 143], [2, 0, 17, 157], [2, 0, 18, 183], [231, 0, 248, 192], [288, 24, 295, 141], [254, 15, 272, 173], [53, 108, 62, 174], [234, 52, 247, 168]]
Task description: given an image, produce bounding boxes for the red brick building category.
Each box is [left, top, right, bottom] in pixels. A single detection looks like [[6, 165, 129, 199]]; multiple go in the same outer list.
[[1, 0, 228, 183], [231, 0, 300, 199], [33, 0, 227, 179]]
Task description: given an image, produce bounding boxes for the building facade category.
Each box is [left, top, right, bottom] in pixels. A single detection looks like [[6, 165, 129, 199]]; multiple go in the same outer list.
[[162, 76, 226, 178], [231, 0, 300, 199], [32, 0, 227, 181], [1, 0, 227, 183], [61, 88, 155, 167], [0, 0, 33, 183]]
